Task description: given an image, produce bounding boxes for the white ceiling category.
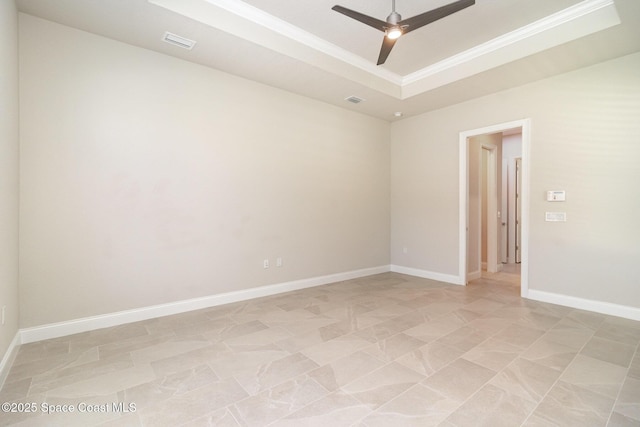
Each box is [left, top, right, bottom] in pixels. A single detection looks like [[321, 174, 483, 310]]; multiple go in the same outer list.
[[16, 0, 640, 121]]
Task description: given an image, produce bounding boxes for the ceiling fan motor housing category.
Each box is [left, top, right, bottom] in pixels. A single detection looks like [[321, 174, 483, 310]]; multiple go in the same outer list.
[[386, 11, 401, 24]]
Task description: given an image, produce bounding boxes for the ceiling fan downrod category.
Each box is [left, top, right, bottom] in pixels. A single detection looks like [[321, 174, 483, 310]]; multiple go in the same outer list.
[[387, 0, 401, 24]]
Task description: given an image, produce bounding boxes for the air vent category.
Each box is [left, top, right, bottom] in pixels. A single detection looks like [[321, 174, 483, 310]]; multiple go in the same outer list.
[[345, 95, 365, 104], [162, 32, 196, 50]]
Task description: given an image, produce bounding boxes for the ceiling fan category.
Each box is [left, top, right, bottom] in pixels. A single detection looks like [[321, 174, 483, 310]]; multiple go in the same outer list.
[[332, 0, 475, 65]]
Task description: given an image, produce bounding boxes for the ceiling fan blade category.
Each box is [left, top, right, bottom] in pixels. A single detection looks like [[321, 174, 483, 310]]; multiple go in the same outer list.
[[377, 36, 397, 65], [400, 0, 474, 35], [332, 5, 387, 32]]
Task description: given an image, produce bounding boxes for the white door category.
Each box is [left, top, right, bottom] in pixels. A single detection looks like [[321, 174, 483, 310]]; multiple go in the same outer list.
[[468, 138, 499, 278], [515, 157, 522, 263], [501, 159, 508, 263], [484, 145, 499, 273]]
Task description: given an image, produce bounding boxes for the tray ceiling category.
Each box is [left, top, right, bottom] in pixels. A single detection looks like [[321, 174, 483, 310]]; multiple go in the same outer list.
[[16, 0, 640, 120]]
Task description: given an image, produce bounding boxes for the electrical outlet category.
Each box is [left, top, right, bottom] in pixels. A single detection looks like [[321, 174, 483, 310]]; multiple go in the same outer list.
[[263, 259, 270, 269], [276, 257, 283, 267]]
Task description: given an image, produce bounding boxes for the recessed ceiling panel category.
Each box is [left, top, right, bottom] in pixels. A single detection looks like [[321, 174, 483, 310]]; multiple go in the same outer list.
[[241, 0, 585, 74]]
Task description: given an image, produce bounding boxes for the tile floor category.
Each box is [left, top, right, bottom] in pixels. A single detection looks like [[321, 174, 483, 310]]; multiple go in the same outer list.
[[1, 271, 639, 426]]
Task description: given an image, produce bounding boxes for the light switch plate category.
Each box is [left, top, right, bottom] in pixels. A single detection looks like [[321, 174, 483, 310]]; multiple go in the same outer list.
[[547, 190, 566, 201], [545, 212, 567, 222]]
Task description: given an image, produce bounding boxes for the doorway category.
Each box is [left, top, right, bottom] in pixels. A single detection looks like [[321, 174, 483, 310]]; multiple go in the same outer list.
[[458, 119, 530, 297]]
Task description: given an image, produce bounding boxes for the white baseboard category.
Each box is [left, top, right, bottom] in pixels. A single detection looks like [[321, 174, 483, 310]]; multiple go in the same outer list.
[[19, 265, 391, 344], [0, 332, 21, 390], [481, 263, 503, 273], [467, 270, 482, 281], [528, 289, 640, 321], [390, 265, 463, 285]]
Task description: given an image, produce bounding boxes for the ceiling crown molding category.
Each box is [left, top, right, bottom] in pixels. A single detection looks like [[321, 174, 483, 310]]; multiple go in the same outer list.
[[203, 0, 402, 84], [401, 0, 619, 98], [149, 0, 620, 100], [149, 0, 403, 97]]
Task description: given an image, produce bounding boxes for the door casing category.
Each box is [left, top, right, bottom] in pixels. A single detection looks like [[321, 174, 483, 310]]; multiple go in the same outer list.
[[459, 119, 531, 297]]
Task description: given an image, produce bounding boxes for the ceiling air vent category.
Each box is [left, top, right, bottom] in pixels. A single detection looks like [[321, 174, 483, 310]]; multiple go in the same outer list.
[[162, 32, 196, 50], [345, 95, 365, 104]]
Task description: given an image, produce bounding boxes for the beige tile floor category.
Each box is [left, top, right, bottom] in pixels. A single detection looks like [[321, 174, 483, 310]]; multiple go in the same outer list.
[[1, 271, 639, 426]]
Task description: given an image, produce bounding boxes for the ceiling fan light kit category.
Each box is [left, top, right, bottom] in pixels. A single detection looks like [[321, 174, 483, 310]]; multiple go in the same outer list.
[[332, 0, 475, 65], [386, 27, 403, 40]]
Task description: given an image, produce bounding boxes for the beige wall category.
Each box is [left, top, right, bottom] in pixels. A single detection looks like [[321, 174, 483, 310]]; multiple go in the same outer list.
[[18, 14, 391, 328], [391, 51, 640, 309], [0, 0, 20, 364], [11, 9, 640, 335]]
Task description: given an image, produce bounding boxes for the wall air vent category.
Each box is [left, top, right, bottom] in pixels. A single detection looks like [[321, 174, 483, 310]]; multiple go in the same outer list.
[[345, 96, 365, 104], [162, 32, 197, 50]]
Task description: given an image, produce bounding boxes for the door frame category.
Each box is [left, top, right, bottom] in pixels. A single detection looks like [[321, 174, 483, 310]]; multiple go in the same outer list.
[[458, 119, 531, 297]]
